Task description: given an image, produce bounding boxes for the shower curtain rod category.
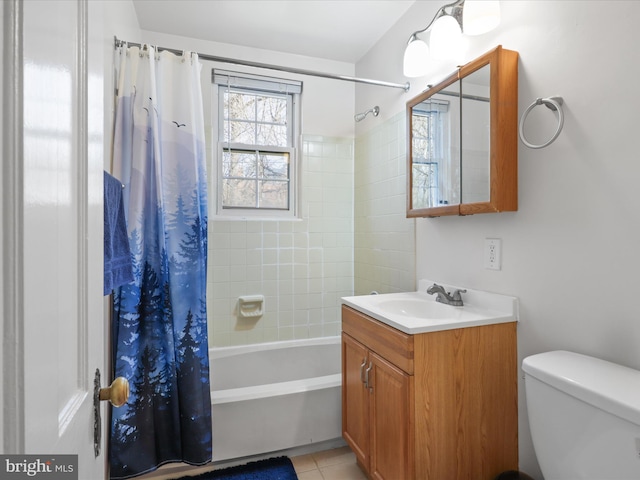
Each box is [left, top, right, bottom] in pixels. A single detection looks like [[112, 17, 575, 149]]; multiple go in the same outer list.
[[114, 37, 410, 92]]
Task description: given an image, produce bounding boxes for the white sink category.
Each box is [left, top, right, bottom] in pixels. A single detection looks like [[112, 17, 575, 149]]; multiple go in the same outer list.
[[341, 280, 518, 334], [376, 297, 454, 319], [370, 293, 478, 320]]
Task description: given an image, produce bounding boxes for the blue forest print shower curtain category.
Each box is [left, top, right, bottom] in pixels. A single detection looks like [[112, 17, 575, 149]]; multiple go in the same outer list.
[[110, 45, 211, 479]]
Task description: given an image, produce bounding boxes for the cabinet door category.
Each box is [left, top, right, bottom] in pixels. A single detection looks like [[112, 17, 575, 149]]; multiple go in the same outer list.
[[369, 352, 414, 480], [342, 333, 369, 468]]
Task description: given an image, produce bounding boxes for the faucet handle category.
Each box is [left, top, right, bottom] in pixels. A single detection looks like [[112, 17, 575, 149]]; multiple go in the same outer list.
[[451, 289, 467, 301]]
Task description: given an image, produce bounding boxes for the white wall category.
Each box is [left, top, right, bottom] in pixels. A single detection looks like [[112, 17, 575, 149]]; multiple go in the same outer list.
[[356, 1, 640, 477], [137, 30, 356, 139]]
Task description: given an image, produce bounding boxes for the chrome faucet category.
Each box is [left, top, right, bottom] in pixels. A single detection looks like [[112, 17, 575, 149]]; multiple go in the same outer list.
[[426, 283, 466, 307]]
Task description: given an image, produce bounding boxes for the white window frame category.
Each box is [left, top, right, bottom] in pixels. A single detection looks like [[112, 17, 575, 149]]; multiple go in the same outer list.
[[213, 69, 302, 220]]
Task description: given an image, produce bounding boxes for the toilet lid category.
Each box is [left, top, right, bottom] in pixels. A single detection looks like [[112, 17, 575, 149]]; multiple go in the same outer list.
[[523, 350, 640, 427]]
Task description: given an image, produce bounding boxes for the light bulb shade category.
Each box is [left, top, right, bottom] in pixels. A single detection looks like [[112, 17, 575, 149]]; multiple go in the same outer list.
[[403, 37, 429, 77], [429, 15, 462, 61], [462, 0, 501, 35]]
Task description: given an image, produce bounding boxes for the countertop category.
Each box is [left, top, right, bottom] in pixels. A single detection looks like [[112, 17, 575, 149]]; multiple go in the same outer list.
[[341, 281, 518, 335]]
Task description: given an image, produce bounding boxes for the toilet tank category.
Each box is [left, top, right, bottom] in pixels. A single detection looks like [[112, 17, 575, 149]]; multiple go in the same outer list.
[[523, 350, 640, 480]]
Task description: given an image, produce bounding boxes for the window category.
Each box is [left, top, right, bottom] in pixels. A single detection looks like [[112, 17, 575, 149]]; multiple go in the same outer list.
[[213, 70, 302, 218]]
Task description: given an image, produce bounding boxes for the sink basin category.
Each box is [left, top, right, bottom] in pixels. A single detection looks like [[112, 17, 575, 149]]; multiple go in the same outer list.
[[341, 281, 518, 334], [374, 297, 461, 320]]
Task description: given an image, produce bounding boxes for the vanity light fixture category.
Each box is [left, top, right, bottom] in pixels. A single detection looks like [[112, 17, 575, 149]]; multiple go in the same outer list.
[[402, 0, 501, 78], [429, 13, 463, 61], [463, 0, 501, 35]]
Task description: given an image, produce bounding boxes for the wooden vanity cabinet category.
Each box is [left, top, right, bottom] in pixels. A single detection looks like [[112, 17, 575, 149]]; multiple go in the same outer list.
[[341, 305, 518, 480]]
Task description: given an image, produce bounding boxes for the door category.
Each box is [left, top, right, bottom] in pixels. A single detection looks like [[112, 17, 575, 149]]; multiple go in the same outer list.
[[369, 352, 414, 480], [2, 1, 108, 478], [341, 333, 369, 469]]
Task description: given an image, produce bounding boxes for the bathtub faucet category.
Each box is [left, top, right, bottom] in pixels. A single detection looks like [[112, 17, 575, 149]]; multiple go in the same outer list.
[[426, 283, 466, 307]]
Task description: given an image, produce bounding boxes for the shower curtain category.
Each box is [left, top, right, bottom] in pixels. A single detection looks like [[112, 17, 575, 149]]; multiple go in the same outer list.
[[109, 45, 211, 479]]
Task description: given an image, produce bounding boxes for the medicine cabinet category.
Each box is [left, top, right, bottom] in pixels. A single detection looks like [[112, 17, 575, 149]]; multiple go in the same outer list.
[[406, 46, 518, 218]]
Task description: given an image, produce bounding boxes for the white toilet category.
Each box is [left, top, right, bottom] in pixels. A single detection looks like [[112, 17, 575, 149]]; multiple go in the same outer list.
[[523, 350, 640, 480]]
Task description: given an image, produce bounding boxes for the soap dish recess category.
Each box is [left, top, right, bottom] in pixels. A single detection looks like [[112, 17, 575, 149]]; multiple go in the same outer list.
[[238, 295, 264, 318]]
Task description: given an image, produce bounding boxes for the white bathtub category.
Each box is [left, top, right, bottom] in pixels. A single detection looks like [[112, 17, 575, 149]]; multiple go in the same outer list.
[[210, 336, 342, 462]]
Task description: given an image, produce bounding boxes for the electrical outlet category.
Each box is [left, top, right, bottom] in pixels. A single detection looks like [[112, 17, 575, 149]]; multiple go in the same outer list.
[[484, 238, 502, 270]]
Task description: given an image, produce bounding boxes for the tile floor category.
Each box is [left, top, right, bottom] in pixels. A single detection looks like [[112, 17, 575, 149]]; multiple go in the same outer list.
[[291, 446, 367, 480]]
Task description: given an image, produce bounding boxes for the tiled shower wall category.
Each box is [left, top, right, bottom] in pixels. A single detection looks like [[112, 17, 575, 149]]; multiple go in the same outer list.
[[354, 112, 416, 295], [208, 135, 354, 347]]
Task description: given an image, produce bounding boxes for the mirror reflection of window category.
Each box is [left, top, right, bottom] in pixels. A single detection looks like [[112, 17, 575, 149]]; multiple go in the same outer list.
[[412, 99, 446, 209], [411, 84, 460, 209]]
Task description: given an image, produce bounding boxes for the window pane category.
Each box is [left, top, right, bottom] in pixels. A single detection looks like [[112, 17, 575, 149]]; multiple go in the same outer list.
[[412, 163, 438, 209], [227, 120, 256, 144], [257, 124, 287, 146], [222, 151, 256, 178], [259, 180, 289, 209], [257, 96, 287, 124], [259, 153, 289, 180], [223, 179, 256, 208], [412, 138, 430, 163], [413, 115, 429, 136], [413, 112, 442, 162], [226, 91, 256, 121]]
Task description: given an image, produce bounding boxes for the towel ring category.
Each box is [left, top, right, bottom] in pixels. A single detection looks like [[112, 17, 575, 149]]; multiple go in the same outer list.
[[519, 96, 564, 149]]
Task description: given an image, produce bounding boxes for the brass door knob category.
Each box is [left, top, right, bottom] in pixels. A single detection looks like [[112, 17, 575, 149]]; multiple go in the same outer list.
[[99, 377, 130, 407]]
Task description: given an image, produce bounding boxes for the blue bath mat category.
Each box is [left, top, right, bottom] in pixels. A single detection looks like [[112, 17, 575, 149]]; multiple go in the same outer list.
[[171, 457, 297, 480]]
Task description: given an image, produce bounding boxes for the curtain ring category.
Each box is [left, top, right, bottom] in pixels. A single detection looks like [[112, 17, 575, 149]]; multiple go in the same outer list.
[[519, 96, 564, 149]]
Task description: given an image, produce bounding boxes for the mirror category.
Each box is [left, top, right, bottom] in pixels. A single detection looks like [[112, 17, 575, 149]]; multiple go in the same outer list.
[[407, 46, 518, 217], [461, 66, 490, 205]]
